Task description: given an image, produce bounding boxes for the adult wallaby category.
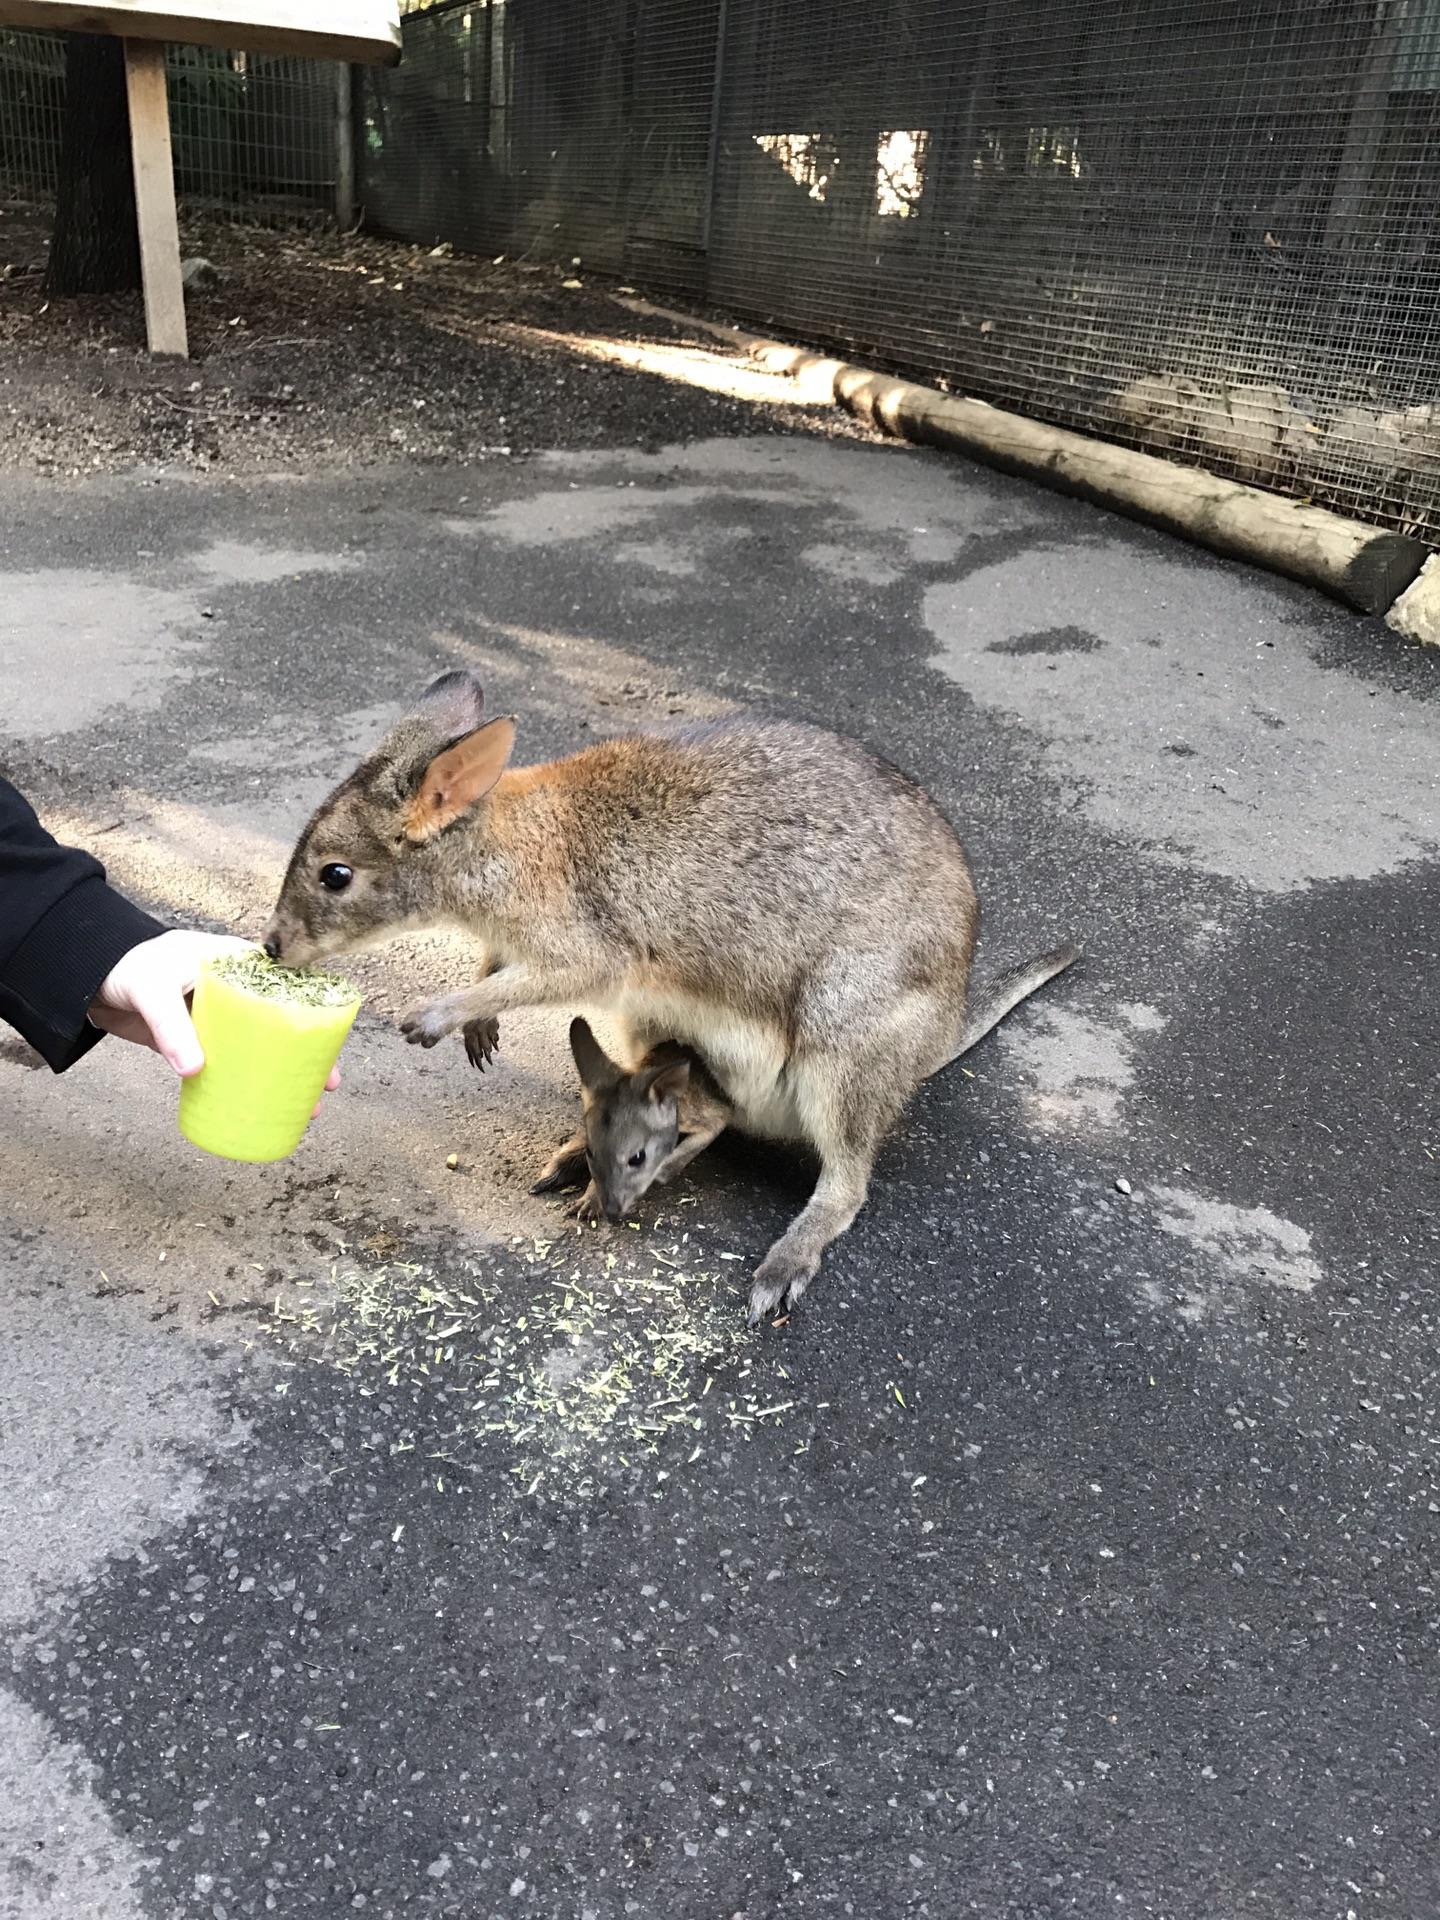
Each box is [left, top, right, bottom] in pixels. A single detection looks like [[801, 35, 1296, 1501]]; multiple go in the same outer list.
[[264, 670, 1079, 1325]]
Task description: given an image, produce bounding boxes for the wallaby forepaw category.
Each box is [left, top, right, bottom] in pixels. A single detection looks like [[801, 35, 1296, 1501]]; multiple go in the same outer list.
[[463, 1015, 501, 1071], [746, 1248, 819, 1328], [399, 997, 461, 1049]]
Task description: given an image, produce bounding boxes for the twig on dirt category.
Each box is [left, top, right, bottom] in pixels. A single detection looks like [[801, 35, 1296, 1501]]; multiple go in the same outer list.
[[213, 335, 324, 354]]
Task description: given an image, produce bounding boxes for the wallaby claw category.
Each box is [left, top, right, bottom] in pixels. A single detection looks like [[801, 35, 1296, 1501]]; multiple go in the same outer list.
[[747, 1247, 817, 1328], [463, 1015, 501, 1071], [565, 1182, 606, 1225], [745, 1273, 788, 1327]]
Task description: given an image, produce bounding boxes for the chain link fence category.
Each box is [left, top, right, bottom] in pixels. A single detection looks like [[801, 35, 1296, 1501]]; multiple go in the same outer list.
[[0, 29, 341, 222], [359, 0, 1440, 540]]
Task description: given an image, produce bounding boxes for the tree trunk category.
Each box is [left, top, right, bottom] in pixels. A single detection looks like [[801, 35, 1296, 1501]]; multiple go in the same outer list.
[[45, 34, 142, 297]]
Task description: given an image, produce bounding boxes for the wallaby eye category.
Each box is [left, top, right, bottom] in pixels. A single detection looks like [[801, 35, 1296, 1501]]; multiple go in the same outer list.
[[319, 862, 354, 893], [628, 1148, 647, 1169]]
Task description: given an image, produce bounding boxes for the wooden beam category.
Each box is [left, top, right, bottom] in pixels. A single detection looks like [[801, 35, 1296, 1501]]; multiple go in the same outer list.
[[123, 38, 187, 357], [0, 1, 401, 66]]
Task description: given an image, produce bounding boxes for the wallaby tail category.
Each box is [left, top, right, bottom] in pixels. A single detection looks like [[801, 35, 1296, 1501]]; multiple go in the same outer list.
[[944, 940, 1081, 1067]]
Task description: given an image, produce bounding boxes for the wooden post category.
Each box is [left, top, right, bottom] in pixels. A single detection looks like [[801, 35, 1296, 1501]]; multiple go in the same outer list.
[[335, 61, 356, 230], [122, 38, 188, 357]]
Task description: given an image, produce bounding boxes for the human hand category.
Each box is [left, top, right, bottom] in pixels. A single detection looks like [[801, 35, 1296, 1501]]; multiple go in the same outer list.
[[90, 931, 344, 1098]]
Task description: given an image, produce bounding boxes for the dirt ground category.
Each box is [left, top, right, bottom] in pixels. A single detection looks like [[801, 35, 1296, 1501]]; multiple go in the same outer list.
[[0, 199, 868, 476]]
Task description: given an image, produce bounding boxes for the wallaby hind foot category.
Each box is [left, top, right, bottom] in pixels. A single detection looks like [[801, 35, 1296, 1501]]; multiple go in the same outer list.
[[746, 1140, 881, 1327], [531, 1129, 589, 1195]]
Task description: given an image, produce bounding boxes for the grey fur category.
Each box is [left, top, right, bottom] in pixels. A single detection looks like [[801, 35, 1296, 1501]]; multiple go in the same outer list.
[[264, 671, 1080, 1325], [949, 941, 1081, 1059], [570, 945, 1082, 1236]]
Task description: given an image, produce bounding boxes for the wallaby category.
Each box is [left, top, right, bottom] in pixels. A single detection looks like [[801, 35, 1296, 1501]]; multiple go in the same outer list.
[[264, 670, 1080, 1325], [539, 1021, 732, 1225], [552, 937, 1080, 1226]]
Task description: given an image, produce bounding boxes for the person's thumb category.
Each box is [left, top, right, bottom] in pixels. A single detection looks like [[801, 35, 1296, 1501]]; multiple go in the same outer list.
[[135, 986, 206, 1077]]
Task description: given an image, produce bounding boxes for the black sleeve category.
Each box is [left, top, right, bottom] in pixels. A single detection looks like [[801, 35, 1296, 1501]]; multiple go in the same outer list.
[[0, 776, 164, 1073]]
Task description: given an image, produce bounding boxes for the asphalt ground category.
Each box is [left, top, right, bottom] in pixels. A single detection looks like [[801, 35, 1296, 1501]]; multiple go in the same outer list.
[[2, 425, 1439, 1920]]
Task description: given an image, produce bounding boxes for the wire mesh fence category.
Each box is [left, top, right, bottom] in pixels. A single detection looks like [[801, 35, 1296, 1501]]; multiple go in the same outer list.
[[0, 29, 341, 223], [5, 6, 1440, 537], [359, 0, 1440, 540], [361, 0, 722, 292]]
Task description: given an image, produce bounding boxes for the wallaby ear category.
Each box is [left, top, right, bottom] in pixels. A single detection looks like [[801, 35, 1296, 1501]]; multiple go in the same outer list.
[[569, 1017, 622, 1094], [414, 668, 486, 739], [644, 1056, 691, 1107], [403, 715, 516, 844]]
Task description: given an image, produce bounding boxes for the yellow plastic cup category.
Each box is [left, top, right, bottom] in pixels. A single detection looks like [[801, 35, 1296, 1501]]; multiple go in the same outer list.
[[179, 958, 360, 1163]]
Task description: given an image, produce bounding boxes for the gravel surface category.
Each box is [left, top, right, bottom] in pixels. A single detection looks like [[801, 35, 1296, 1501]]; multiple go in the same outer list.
[[0, 202, 869, 477]]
